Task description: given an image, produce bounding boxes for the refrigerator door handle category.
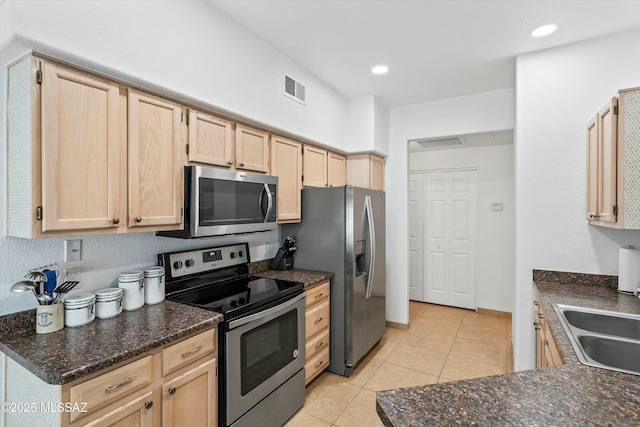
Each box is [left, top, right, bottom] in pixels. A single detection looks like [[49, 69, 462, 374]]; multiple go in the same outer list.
[[365, 195, 376, 299]]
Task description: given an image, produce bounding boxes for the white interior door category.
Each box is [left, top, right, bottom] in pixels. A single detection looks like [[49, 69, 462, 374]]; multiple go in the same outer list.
[[408, 173, 424, 301], [424, 170, 477, 310]]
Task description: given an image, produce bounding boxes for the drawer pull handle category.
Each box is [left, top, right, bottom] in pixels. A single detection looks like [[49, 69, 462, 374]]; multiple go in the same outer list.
[[314, 317, 323, 324], [314, 293, 324, 299], [105, 376, 135, 392], [169, 387, 177, 395], [314, 341, 324, 349], [181, 345, 202, 358], [314, 361, 324, 368], [144, 401, 153, 409]]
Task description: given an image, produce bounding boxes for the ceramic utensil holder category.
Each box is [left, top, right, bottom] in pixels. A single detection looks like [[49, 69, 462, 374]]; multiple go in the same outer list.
[[35, 303, 64, 334]]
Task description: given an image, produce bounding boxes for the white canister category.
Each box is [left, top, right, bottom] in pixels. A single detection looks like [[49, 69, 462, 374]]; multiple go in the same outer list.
[[94, 288, 124, 319], [144, 266, 165, 305], [64, 293, 96, 327], [118, 270, 144, 311]]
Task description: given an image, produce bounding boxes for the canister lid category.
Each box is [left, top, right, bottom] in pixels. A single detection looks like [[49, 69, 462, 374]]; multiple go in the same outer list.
[[94, 288, 123, 301], [63, 293, 96, 307], [144, 266, 165, 278], [118, 270, 144, 282]]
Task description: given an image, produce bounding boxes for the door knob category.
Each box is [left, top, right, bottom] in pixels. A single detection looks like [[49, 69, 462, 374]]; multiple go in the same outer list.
[[227, 160, 233, 166], [134, 216, 142, 223], [239, 162, 245, 167], [144, 401, 153, 409], [168, 387, 176, 395], [111, 217, 120, 224]]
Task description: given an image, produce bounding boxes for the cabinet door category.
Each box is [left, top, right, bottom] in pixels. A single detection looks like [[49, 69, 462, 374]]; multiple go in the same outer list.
[[370, 155, 385, 190], [188, 110, 234, 167], [128, 89, 183, 228], [327, 152, 346, 187], [303, 145, 327, 187], [162, 358, 217, 427], [597, 98, 618, 223], [84, 390, 159, 427], [236, 124, 269, 173], [586, 116, 599, 220], [41, 61, 121, 231], [271, 136, 303, 222]]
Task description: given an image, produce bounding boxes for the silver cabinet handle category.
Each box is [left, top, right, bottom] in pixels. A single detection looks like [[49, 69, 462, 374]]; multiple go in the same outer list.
[[181, 345, 202, 358], [105, 376, 135, 392], [168, 387, 176, 395], [134, 216, 142, 223], [314, 317, 323, 324], [314, 341, 324, 350], [112, 217, 120, 224], [314, 293, 324, 299], [144, 401, 153, 409]]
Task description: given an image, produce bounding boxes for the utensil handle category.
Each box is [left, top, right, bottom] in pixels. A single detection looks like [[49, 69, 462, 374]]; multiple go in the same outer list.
[[105, 376, 135, 392]]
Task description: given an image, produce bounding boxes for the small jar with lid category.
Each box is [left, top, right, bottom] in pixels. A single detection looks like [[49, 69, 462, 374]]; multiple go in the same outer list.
[[94, 288, 124, 319], [64, 293, 96, 327], [143, 266, 165, 305], [118, 270, 144, 311]]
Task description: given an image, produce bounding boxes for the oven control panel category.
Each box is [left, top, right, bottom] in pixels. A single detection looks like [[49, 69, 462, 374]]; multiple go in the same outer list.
[[159, 243, 249, 279]]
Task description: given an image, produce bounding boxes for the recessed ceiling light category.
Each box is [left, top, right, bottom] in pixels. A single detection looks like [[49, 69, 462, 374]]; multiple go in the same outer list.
[[531, 24, 557, 38], [371, 65, 389, 75]]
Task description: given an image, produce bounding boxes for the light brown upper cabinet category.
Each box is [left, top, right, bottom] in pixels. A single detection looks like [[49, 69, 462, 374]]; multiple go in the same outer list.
[[128, 89, 184, 229], [6, 55, 186, 238], [346, 153, 385, 190], [187, 110, 234, 167], [587, 87, 640, 229], [235, 124, 270, 173], [303, 145, 328, 187], [303, 146, 346, 188], [271, 136, 303, 223], [40, 60, 122, 233], [327, 152, 347, 187]]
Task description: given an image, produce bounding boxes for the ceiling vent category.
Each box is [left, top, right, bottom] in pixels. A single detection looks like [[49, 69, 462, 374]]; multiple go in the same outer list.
[[283, 75, 306, 105], [414, 136, 465, 149]]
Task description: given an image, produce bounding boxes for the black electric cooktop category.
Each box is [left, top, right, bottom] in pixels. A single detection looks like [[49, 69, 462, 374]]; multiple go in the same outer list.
[[167, 275, 304, 321]]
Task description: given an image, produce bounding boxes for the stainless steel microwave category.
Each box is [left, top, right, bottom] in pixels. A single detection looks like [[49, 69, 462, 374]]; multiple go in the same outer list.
[[157, 166, 277, 238]]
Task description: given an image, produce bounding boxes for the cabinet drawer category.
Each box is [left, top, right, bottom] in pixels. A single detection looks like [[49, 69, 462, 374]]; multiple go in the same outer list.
[[305, 348, 329, 385], [69, 355, 153, 422], [305, 300, 329, 340], [163, 329, 216, 376], [306, 328, 329, 362], [305, 281, 330, 308]]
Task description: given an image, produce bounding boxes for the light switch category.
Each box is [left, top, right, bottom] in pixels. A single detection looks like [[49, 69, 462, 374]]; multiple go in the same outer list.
[[64, 239, 82, 262], [490, 202, 503, 212]]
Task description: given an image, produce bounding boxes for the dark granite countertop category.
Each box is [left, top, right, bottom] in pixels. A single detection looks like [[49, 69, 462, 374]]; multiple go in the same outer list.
[[250, 264, 333, 290], [376, 271, 640, 426], [0, 300, 222, 385]]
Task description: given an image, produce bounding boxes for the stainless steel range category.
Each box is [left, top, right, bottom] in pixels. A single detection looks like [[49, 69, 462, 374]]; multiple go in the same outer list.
[[158, 243, 306, 427]]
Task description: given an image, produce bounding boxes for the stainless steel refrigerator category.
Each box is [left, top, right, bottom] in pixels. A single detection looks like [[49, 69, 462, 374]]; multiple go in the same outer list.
[[282, 186, 385, 377]]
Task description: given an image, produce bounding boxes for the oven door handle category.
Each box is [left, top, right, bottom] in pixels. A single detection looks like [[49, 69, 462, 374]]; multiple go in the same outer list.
[[227, 292, 305, 330]]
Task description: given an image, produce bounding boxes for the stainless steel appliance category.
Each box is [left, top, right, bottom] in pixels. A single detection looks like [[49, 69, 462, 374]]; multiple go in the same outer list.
[[158, 243, 305, 427], [283, 186, 385, 376], [157, 166, 277, 238]]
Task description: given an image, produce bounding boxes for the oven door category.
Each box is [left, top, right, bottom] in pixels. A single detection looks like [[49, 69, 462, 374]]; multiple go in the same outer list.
[[225, 292, 306, 426], [192, 166, 277, 236]]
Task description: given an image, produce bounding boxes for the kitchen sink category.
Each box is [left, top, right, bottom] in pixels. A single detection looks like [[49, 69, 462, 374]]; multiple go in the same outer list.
[[553, 304, 640, 375], [561, 307, 640, 340]]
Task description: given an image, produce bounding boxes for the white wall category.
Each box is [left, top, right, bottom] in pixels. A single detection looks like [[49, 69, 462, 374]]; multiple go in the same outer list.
[[0, 0, 349, 147], [514, 28, 640, 371], [386, 89, 515, 324], [347, 95, 389, 155], [0, 0, 353, 316], [410, 144, 514, 312]]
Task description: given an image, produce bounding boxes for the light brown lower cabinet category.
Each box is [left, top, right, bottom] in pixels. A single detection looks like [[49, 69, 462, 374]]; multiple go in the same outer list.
[[533, 291, 562, 369], [305, 281, 331, 385], [2, 328, 217, 427]]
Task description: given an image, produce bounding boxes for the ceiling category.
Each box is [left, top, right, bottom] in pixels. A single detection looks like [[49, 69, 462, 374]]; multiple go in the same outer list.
[[209, 0, 640, 108]]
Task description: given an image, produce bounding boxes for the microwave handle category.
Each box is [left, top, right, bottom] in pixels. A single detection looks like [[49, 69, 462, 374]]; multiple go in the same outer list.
[[260, 184, 274, 222]]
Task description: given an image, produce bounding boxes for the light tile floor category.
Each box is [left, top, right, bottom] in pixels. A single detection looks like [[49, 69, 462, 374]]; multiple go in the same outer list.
[[285, 301, 512, 427]]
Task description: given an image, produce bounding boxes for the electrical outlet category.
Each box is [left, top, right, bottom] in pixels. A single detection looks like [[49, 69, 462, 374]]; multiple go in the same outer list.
[[64, 239, 82, 262]]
